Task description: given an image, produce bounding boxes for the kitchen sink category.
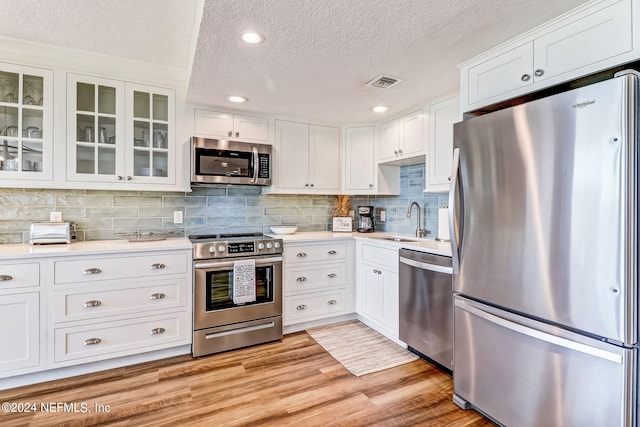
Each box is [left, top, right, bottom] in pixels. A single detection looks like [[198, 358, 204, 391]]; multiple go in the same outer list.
[[374, 236, 420, 243]]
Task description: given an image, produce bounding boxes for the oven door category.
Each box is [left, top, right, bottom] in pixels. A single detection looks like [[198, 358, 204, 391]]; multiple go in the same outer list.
[[194, 255, 282, 330]]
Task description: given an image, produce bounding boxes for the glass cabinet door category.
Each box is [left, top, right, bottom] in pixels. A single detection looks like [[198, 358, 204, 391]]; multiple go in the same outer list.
[[125, 83, 175, 184], [67, 74, 124, 182], [0, 63, 53, 181]]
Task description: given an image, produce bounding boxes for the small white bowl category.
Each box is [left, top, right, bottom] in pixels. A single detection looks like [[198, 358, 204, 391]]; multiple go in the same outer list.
[[270, 225, 298, 235]]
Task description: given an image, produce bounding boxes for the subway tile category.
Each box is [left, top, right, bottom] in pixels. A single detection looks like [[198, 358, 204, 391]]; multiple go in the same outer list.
[[0, 193, 55, 206], [0, 207, 21, 220], [114, 196, 163, 206], [113, 218, 164, 229], [207, 196, 246, 207], [85, 207, 138, 218], [206, 216, 246, 226], [227, 187, 263, 197], [163, 196, 207, 207], [0, 232, 24, 244], [56, 195, 113, 207]]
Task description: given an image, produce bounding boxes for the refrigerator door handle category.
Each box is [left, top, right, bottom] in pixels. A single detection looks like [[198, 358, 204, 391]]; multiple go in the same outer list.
[[455, 298, 624, 364], [448, 147, 461, 274]]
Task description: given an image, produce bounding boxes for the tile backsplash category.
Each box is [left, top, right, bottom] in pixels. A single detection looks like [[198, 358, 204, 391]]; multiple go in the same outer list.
[[0, 163, 448, 244]]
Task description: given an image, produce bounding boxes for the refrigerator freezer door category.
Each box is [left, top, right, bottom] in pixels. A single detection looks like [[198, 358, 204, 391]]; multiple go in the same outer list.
[[452, 74, 637, 345], [453, 296, 635, 427]]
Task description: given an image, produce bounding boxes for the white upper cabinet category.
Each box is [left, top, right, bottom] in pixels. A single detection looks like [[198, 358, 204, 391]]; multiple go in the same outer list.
[[426, 93, 461, 192], [377, 109, 425, 164], [0, 62, 53, 184], [67, 74, 176, 186], [460, 0, 637, 112], [271, 120, 341, 193], [344, 126, 375, 192], [194, 109, 268, 142]]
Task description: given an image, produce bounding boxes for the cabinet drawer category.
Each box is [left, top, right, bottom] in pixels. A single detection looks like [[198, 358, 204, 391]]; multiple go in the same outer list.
[[54, 253, 188, 284], [0, 263, 39, 289], [54, 311, 189, 363], [361, 244, 398, 270], [284, 262, 346, 293], [53, 278, 187, 323], [284, 288, 348, 324], [284, 243, 347, 264]]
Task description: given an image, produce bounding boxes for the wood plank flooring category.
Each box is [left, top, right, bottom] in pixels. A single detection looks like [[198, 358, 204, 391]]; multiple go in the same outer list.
[[0, 332, 494, 426]]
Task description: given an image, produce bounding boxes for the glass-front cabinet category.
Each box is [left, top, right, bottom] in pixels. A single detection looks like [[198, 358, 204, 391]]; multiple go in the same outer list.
[[67, 74, 175, 185], [0, 62, 53, 181]]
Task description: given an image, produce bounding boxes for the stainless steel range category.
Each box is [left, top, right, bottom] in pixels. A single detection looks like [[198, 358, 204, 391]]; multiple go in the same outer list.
[[190, 233, 283, 357]]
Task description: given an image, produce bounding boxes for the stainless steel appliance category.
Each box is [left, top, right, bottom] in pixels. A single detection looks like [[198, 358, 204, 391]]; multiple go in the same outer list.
[[29, 221, 77, 245], [450, 71, 640, 426], [356, 205, 375, 232], [399, 248, 453, 372], [191, 233, 283, 357], [191, 137, 272, 186]]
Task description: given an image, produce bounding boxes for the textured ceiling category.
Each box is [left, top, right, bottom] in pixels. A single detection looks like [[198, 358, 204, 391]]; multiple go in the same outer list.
[[0, 0, 590, 123]]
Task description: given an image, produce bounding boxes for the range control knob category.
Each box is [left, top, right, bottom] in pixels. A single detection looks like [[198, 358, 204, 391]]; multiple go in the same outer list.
[[274, 242, 281, 249], [266, 242, 273, 249], [258, 243, 265, 250], [218, 245, 226, 252]]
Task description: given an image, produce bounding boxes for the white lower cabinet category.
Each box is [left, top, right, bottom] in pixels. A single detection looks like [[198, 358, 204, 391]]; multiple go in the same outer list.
[[355, 241, 399, 340], [0, 292, 40, 374], [50, 249, 191, 367], [282, 241, 354, 326]]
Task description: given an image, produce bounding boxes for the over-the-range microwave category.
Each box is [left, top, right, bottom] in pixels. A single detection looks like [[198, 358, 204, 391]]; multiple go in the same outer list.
[[191, 137, 272, 186]]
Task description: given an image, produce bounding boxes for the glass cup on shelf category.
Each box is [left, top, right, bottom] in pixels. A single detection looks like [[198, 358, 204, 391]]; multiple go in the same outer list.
[[3, 87, 17, 103], [23, 86, 36, 105]]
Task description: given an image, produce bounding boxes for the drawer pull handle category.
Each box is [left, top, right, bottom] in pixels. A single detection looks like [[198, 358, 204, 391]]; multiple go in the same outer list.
[[296, 305, 307, 310], [328, 299, 337, 305], [83, 300, 102, 308], [327, 250, 337, 255], [327, 273, 337, 278], [296, 277, 307, 282], [150, 327, 166, 335], [296, 253, 307, 258], [150, 293, 166, 300], [0, 275, 13, 281], [83, 338, 102, 346], [150, 263, 166, 270], [83, 268, 102, 275]]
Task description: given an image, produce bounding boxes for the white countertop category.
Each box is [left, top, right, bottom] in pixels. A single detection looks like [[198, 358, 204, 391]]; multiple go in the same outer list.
[[0, 237, 192, 260], [267, 231, 452, 257]]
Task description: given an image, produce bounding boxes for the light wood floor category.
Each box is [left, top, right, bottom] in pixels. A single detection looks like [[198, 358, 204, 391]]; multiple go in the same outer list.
[[0, 331, 494, 426]]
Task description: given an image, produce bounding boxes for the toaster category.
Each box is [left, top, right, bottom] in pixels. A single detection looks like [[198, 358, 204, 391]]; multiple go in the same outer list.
[[30, 222, 77, 245]]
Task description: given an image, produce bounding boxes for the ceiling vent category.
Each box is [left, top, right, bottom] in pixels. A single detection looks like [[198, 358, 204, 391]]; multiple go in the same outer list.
[[364, 74, 403, 89]]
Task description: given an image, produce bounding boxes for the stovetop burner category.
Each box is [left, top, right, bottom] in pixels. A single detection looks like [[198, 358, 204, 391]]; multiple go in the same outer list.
[[190, 232, 282, 260]]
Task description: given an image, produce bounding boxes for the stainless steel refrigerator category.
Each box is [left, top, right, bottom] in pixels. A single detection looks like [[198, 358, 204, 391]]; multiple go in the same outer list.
[[449, 71, 639, 427]]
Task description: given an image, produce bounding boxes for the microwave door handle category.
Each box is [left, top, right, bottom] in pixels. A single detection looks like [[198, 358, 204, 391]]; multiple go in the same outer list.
[[251, 147, 259, 183]]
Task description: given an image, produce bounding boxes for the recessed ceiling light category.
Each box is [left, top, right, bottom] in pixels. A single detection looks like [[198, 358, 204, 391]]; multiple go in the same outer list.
[[372, 105, 390, 113], [226, 95, 248, 103], [241, 31, 264, 44]]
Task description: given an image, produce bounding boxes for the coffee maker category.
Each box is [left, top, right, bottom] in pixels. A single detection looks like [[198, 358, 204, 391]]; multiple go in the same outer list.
[[356, 206, 375, 233]]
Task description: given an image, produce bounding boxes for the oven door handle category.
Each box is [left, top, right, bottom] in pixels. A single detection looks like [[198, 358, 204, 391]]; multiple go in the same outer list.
[[194, 256, 283, 269]]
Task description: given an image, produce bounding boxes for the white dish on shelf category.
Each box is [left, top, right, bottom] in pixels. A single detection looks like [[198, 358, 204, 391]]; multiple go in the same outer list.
[[270, 225, 298, 235]]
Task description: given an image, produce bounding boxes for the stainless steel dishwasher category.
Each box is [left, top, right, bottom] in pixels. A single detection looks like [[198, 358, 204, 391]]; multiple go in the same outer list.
[[399, 248, 453, 372]]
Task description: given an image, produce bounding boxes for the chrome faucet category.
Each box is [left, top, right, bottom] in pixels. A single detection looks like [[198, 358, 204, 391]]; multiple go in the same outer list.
[[407, 201, 426, 238]]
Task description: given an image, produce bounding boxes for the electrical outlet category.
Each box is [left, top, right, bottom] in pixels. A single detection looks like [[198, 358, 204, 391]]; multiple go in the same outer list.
[[380, 210, 386, 222], [173, 211, 183, 224], [50, 211, 62, 222]]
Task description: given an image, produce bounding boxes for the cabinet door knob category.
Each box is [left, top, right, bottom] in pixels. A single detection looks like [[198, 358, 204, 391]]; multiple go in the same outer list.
[[310, 183, 314, 187], [235, 131, 239, 137], [327, 273, 337, 278], [398, 149, 403, 155], [373, 268, 378, 274], [117, 175, 124, 180], [228, 131, 233, 137], [0, 275, 13, 281], [534, 69, 544, 77], [296, 304, 307, 310], [394, 150, 398, 155], [150, 263, 166, 270], [83, 300, 102, 308], [83, 268, 102, 275], [296, 253, 307, 258], [521, 74, 531, 82], [327, 250, 337, 255], [448, 176, 452, 181], [83, 338, 102, 346], [328, 299, 337, 305], [126, 176, 132, 181], [150, 293, 166, 300], [304, 183, 309, 187], [296, 277, 307, 282], [150, 327, 166, 335], [378, 270, 382, 275], [369, 184, 373, 188]]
